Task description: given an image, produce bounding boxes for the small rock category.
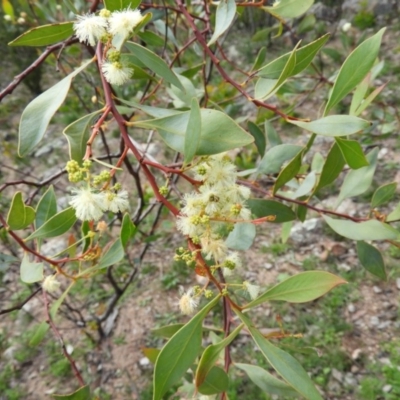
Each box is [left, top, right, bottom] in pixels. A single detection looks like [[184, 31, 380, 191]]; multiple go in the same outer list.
[[351, 348, 362, 360], [396, 278, 400, 290], [347, 303, 356, 313], [351, 365, 359, 373], [263, 263, 273, 270], [139, 357, 150, 366], [373, 286, 382, 294], [370, 316, 380, 326], [344, 373, 357, 386], [66, 344, 74, 355], [377, 321, 391, 330], [332, 368, 343, 382], [383, 384, 393, 393]]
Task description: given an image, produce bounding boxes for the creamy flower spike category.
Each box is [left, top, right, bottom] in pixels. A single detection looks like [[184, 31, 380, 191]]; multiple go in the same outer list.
[[108, 8, 143, 40], [73, 13, 108, 46], [69, 188, 105, 221], [101, 61, 133, 86], [42, 275, 61, 294], [178, 287, 199, 315]]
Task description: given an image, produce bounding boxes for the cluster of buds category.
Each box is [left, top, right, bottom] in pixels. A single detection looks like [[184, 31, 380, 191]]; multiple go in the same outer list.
[[66, 160, 129, 221], [73, 8, 144, 85]]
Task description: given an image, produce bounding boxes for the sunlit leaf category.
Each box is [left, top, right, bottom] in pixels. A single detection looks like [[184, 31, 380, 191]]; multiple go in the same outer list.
[[225, 223, 256, 250], [132, 109, 253, 155], [196, 324, 243, 387], [324, 28, 385, 115], [208, 0, 237, 46], [35, 186, 57, 229], [257, 144, 302, 175], [120, 214, 137, 248], [20, 252, 44, 283], [245, 271, 346, 308], [288, 115, 371, 136], [63, 110, 102, 164], [336, 148, 378, 206], [9, 22, 73, 47], [257, 33, 329, 79], [103, 0, 141, 11], [235, 310, 323, 400], [263, 0, 314, 18], [18, 59, 92, 157], [335, 138, 369, 169], [26, 208, 77, 241], [7, 192, 35, 230], [125, 42, 184, 90], [153, 296, 221, 400], [235, 363, 299, 397], [323, 215, 399, 241], [371, 182, 397, 209], [184, 98, 202, 164]]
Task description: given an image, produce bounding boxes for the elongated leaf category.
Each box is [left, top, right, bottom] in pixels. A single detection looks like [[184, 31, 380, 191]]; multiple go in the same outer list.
[[289, 115, 370, 137], [263, 0, 314, 18], [18, 59, 92, 157], [294, 171, 317, 198], [324, 28, 385, 115], [26, 208, 77, 241], [9, 22, 73, 47], [353, 82, 387, 116], [132, 109, 253, 155], [336, 148, 378, 206], [248, 122, 266, 157], [314, 143, 345, 192], [335, 138, 369, 169], [371, 182, 397, 209], [198, 366, 229, 395], [153, 295, 221, 400], [350, 73, 371, 116], [273, 150, 303, 194], [323, 215, 399, 241], [116, 97, 183, 118], [50, 282, 74, 319], [125, 42, 184, 90], [184, 98, 202, 164], [247, 199, 296, 223], [255, 43, 297, 100], [251, 47, 267, 71], [7, 192, 35, 230], [357, 241, 386, 280], [120, 214, 137, 248], [257, 144, 302, 175], [104, 0, 141, 11], [2, 0, 14, 19], [235, 310, 323, 400], [36, 186, 57, 229], [63, 110, 102, 164], [97, 239, 124, 269], [387, 203, 400, 222], [257, 34, 330, 79], [20, 252, 44, 283], [52, 385, 90, 400], [235, 363, 299, 397], [225, 223, 256, 250], [151, 324, 184, 339], [265, 121, 281, 147], [29, 321, 49, 347], [245, 271, 346, 309], [196, 324, 243, 387], [208, 0, 236, 46]]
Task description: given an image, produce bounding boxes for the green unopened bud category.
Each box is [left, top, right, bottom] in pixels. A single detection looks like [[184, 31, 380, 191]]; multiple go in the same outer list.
[[82, 159, 92, 169], [159, 186, 168, 196], [107, 49, 121, 62]]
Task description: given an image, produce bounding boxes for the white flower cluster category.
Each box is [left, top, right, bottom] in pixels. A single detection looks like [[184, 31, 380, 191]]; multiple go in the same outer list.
[[73, 8, 143, 85], [177, 154, 251, 264], [69, 188, 129, 221]]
